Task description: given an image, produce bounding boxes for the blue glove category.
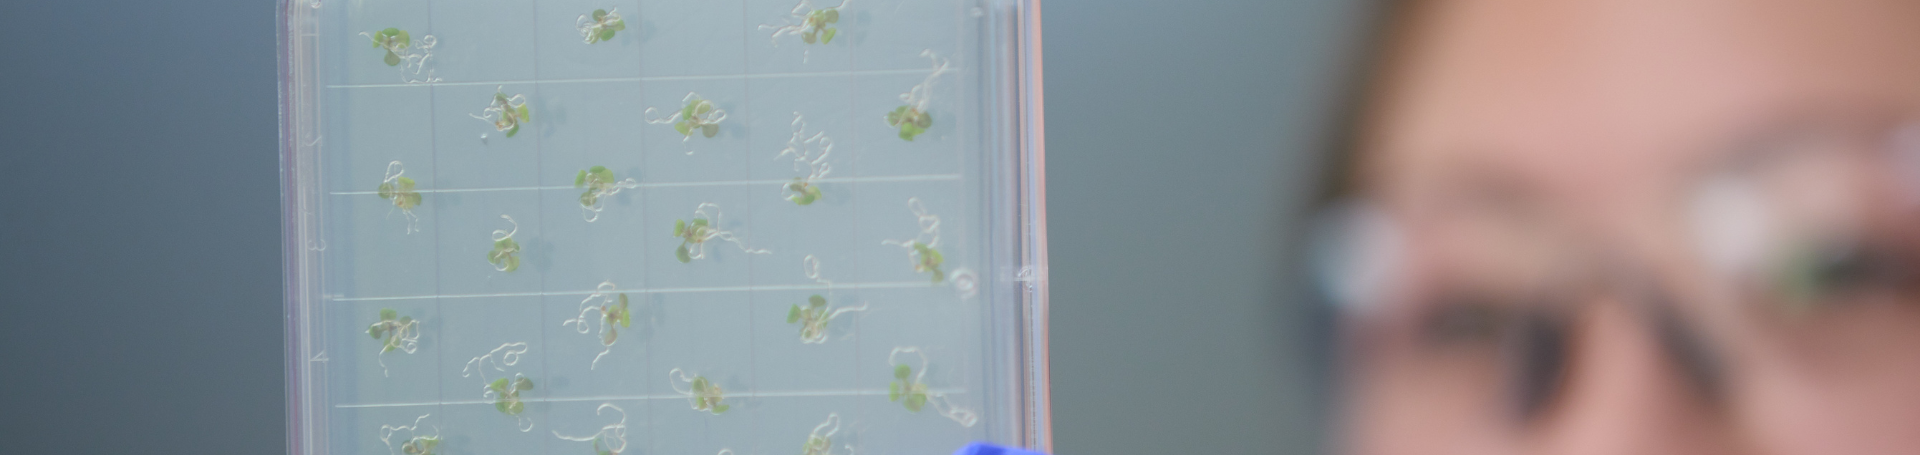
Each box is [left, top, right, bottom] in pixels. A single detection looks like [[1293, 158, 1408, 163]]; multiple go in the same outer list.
[[953, 442, 1048, 455]]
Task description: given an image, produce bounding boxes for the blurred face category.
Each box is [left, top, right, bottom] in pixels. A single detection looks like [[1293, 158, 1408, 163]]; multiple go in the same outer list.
[[1345, 0, 1920, 454]]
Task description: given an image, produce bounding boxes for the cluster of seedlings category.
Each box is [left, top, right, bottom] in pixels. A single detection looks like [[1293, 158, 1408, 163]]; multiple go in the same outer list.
[[347, 3, 999, 450]]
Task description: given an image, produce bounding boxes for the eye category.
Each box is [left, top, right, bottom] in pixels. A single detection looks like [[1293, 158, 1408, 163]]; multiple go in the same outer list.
[[1769, 239, 1920, 314], [1420, 300, 1571, 422]]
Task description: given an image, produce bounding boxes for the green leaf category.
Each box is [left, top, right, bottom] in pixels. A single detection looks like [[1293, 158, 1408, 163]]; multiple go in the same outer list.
[[711, 403, 729, 414], [900, 125, 917, 141], [889, 381, 902, 401], [611, 20, 625, 31], [496, 401, 510, 413], [370, 324, 386, 339], [397, 177, 415, 190], [823, 9, 839, 23], [809, 294, 827, 307], [517, 377, 534, 390], [803, 31, 817, 44], [395, 29, 410, 47], [398, 316, 413, 325], [503, 255, 520, 272], [377, 182, 395, 199], [916, 111, 933, 128], [384, 51, 402, 66], [702, 124, 719, 138], [676, 244, 692, 263], [381, 308, 398, 320], [496, 93, 511, 105], [580, 191, 597, 208], [516, 105, 530, 122], [931, 268, 945, 284], [788, 305, 802, 324], [674, 219, 686, 237], [694, 101, 713, 116], [905, 392, 927, 412], [894, 364, 911, 380], [575, 170, 588, 187], [674, 121, 692, 136], [382, 343, 396, 353], [692, 218, 709, 228], [592, 9, 608, 21], [692, 376, 710, 393], [490, 377, 510, 392], [822, 28, 836, 44], [505, 122, 520, 138], [506, 400, 524, 415], [406, 192, 423, 208], [599, 28, 616, 42], [594, 168, 615, 183]]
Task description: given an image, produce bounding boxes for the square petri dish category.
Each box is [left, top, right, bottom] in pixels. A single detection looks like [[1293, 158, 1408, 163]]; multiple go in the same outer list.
[[278, 1, 1048, 454]]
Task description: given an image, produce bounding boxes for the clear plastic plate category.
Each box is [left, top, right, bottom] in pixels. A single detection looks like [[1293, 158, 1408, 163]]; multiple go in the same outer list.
[[277, 1, 1047, 453]]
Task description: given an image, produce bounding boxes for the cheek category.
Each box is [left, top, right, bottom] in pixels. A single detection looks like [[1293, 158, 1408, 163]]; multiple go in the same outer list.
[[1733, 304, 1920, 455]]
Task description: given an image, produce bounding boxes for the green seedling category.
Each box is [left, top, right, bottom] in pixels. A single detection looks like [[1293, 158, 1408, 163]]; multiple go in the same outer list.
[[368, 28, 411, 66], [885, 104, 933, 141], [882, 198, 948, 283], [489, 375, 535, 416], [788, 294, 868, 343], [380, 415, 441, 455], [368, 308, 420, 376], [909, 241, 946, 284], [801, 413, 846, 455], [577, 8, 628, 44], [463, 342, 534, 431], [563, 282, 635, 369], [399, 435, 440, 455], [888, 347, 979, 427], [473, 87, 531, 138], [672, 203, 769, 263], [646, 93, 727, 147], [553, 403, 630, 455], [488, 215, 522, 272], [886, 51, 950, 141], [378, 161, 425, 234], [760, 0, 845, 46], [889, 362, 931, 412], [574, 165, 637, 222], [673, 217, 710, 263], [671, 369, 730, 414], [361, 28, 439, 83], [784, 179, 823, 205], [776, 113, 833, 206], [788, 256, 867, 343]]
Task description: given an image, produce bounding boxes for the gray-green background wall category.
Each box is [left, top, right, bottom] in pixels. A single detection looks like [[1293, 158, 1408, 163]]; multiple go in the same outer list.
[[0, 0, 1368, 453]]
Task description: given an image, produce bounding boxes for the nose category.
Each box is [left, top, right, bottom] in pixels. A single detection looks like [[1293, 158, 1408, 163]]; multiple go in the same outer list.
[[1529, 301, 1748, 455]]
